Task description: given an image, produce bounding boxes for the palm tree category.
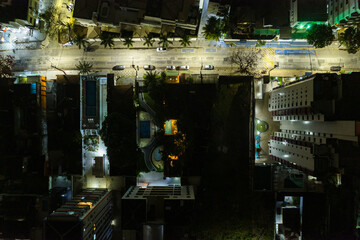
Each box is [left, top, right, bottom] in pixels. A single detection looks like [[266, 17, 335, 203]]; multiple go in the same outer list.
[[76, 61, 93, 75], [158, 33, 173, 49], [73, 34, 88, 49], [123, 36, 134, 48], [202, 16, 222, 41], [143, 33, 155, 48], [179, 35, 192, 47], [100, 32, 115, 48]]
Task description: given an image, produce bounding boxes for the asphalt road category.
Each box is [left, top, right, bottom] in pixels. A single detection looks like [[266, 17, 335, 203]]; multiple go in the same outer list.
[[4, 41, 360, 79]]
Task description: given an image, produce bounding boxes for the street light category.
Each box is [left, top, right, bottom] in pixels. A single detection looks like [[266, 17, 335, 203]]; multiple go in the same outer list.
[[269, 64, 278, 91]]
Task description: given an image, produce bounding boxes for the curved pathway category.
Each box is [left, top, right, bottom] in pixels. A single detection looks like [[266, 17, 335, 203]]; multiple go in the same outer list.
[[138, 91, 161, 171]]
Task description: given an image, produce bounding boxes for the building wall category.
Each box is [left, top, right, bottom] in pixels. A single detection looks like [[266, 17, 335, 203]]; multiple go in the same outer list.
[[269, 78, 314, 113], [268, 74, 359, 175], [27, 0, 40, 26], [280, 120, 358, 142], [44, 189, 112, 239], [328, 0, 360, 26], [290, 0, 298, 27], [75, 17, 97, 27], [82, 190, 112, 240], [269, 137, 315, 171]]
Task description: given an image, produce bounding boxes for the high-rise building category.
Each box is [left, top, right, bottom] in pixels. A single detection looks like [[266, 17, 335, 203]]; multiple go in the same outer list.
[[43, 188, 112, 240], [73, 0, 199, 34], [268, 73, 360, 176], [328, 0, 360, 27], [290, 0, 327, 29]]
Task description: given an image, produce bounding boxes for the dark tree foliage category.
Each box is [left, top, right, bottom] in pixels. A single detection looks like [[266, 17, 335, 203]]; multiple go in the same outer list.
[[73, 33, 88, 49], [144, 71, 166, 103], [338, 27, 360, 54], [99, 32, 117, 48], [0, 55, 15, 78], [143, 33, 155, 48], [99, 112, 142, 174], [123, 36, 134, 48], [158, 33, 173, 48], [306, 24, 334, 48], [203, 16, 222, 41], [76, 61, 93, 75], [179, 34, 192, 47]]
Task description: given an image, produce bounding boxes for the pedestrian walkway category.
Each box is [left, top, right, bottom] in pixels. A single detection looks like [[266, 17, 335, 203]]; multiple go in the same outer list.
[[254, 89, 280, 164], [0, 28, 46, 51]]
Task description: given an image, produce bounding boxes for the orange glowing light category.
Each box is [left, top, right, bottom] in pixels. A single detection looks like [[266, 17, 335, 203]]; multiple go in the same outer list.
[[168, 155, 178, 160]]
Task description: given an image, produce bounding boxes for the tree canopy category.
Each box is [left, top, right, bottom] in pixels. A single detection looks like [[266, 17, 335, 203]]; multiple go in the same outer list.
[[99, 112, 142, 174], [0, 55, 15, 78], [73, 33, 88, 49], [229, 49, 262, 75], [179, 35, 192, 47], [143, 33, 155, 48], [306, 24, 334, 48], [202, 16, 222, 41], [159, 33, 173, 48], [100, 32, 116, 48], [338, 27, 360, 54], [144, 71, 166, 103], [76, 61, 93, 75], [123, 37, 134, 48]]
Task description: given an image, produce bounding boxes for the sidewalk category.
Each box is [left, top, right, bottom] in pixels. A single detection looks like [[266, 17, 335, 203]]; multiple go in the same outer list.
[[255, 90, 280, 164]]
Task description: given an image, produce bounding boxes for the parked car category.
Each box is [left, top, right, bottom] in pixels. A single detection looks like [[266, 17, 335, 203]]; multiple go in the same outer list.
[[203, 65, 215, 70], [112, 65, 125, 70], [166, 65, 176, 70], [177, 65, 190, 70], [62, 41, 73, 47], [144, 65, 156, 70], [330, 66, 341, 71], [84, 46, 95, 52], [156, 47, 167, 52]]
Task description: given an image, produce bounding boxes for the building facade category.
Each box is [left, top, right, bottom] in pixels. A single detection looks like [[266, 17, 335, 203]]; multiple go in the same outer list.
[[73, 0, 200, 34], [268, 73, 360, 176], [328, 0, 360, 26], [44, 188, 112, 240], [290, 0, 327, 29]]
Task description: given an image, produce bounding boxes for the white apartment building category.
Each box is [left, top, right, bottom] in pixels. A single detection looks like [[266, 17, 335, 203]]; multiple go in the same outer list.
[[268, 73, 360, 176], [328, 0, 360, 27]]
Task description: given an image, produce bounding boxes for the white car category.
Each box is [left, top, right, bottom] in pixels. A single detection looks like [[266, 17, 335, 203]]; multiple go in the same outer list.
[[157, 47, 167, 52], [166, 65, 176, 70], [144, 65, 156, 70], [203, 65, 215, 70], [62, 41, 73, 47], [177, 65, 190, 70]]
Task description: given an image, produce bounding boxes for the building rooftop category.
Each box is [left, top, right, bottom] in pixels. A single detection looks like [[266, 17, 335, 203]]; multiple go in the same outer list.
[[73, 0, 98, 20], [297, 0, 327, 22], [48, 188, 109, 220], [122, 186, 195, 200]]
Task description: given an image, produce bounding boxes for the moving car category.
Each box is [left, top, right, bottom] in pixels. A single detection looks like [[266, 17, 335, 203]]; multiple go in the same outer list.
[[330, 66, 341, 71], [166, 65, 176, 70], [177, 65, 190, 70], [203, 65, 215, 70], [112, 65, 125, 70], [144, 65, 156, 70], [156, 47, 167, 52]]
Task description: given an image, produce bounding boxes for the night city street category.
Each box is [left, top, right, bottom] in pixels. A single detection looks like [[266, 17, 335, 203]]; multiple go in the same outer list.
[[1, 0, 360, 239]]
